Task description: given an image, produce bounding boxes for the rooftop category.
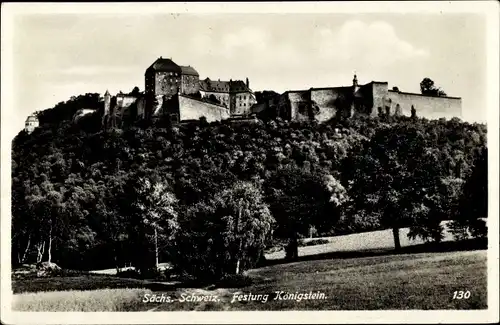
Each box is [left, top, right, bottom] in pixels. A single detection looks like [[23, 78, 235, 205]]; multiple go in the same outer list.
[[199, 78, 251, 93], [146, 57, 182, 73], [180, 65, 199, 76]]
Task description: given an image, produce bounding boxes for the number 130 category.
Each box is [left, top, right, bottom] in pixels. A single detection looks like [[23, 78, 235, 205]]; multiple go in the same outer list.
[[453, 290, 471, 299]]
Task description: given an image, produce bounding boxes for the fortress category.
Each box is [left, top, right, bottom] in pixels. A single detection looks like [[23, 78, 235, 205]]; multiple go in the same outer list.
[[253, 75, 462, 122], [25, 57, 463, 133], [101, 57, 257, 128]]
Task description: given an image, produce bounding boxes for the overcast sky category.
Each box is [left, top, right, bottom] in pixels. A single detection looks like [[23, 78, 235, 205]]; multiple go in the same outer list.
[[6, 8, 489, 135]]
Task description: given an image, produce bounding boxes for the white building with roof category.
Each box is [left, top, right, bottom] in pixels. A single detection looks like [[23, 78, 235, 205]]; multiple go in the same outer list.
[[25, 115, 39, 133]]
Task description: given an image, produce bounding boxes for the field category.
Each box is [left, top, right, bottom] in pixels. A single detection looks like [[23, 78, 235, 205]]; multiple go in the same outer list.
[[13, 288, 152, 312], [266, 221, 469, 260], [12, 250, 487, 311]]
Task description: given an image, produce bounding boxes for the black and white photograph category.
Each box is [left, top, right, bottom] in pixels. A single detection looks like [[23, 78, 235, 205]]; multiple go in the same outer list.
[[1, 2, 498, 324]]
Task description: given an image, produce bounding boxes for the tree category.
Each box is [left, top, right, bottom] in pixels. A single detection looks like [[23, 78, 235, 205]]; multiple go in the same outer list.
[[265, 164, 347, 261], [420, 78, 447, 97], [123, 173, 178, 274], [254, 90, 280, 105], [344, 124, 444, 249], [171, 181, 273, 281], [207, 94, 221, 105], [450, 147, 488, 239], [130, 86, 140, 96], [408, 176, 464, 243]]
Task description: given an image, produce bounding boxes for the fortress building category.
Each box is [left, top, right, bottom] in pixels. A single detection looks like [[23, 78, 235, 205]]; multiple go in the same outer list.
[[97, 57, 462, 128], [254, 75, 462, 122], [199, 78, 256, 116], [102, 57, 256, 127]]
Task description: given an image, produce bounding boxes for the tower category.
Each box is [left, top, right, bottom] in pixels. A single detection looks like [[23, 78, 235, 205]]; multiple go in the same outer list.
[[349, 74, 360, 118], [104, 90, 111, 115], [102, 90, 111, 127], [352, 74, 359, 92]]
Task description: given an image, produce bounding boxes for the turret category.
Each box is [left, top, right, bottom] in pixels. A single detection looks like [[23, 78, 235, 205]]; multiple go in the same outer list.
[[353, 74, 359, 90], [103, 90, 111, 126]]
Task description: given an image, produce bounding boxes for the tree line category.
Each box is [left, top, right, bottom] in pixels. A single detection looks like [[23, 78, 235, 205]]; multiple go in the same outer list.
[[12, 93, 487, 281]]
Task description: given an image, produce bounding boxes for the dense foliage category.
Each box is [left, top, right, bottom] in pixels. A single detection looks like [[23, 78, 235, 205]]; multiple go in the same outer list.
[[12, 95, 487, 280]]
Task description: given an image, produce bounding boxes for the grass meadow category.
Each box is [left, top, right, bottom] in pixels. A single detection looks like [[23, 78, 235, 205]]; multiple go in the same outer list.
[[12, 249, 487, 311], [11, 223, 487, 312], [12, 288, 152, 312], [151, 250, 487, 311]]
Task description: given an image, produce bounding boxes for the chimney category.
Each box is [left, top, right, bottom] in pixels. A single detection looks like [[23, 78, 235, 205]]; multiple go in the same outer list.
[[160, 56, 162, 59], [246, 77, 249, 88]]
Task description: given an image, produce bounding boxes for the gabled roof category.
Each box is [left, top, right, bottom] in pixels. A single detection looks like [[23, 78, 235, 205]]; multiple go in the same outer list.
[[229, 80, 250, 93], [199, 78, 251, 93], [180, 65, 199, 76], [146, 57, 182, 73], [199, 78, 230, 92], [25, 115, 38, 122]]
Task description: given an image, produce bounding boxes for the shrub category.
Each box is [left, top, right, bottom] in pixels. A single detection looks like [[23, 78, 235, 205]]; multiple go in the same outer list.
[[116, 268, 141, 279], [298, 238, 330, 247]]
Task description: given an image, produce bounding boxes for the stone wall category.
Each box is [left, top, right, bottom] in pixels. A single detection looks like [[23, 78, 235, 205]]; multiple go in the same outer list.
[[310, 88, 350, 122], [178, 95, 230, 122], [155, 71, 181, 97], [116, 94, 137, 108], [136, 98, 146, 119], [370, 82, 389, 117], [287, 91, 310, 121], [200, 91, 230, 108], [181, 74, 200, 95], [387, 90, 462, 119]]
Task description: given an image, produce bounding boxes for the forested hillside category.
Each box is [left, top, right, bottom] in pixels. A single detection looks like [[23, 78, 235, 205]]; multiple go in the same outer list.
[[12, 101, 487, 281]]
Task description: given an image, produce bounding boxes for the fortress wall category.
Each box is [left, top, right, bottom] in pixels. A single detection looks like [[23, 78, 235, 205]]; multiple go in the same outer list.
[[136, 98, 146, 119], [181, 74, 200, 95], [371, 82, 389, 117], [178, 95, 230, 122], [387, 91, 462, 120], [277, 94, 292, 120], [117, 95, 137, 108], [287, 92, 309, 121], [310, 88, 346, 122]]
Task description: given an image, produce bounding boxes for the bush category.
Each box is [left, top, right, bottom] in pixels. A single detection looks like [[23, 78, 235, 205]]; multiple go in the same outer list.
[[298, 238, 330, 247], [116, 268, 141, 279]]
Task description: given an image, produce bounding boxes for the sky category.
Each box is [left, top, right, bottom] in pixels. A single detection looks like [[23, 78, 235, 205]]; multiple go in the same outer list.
[[5, 8, 489, 135]]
